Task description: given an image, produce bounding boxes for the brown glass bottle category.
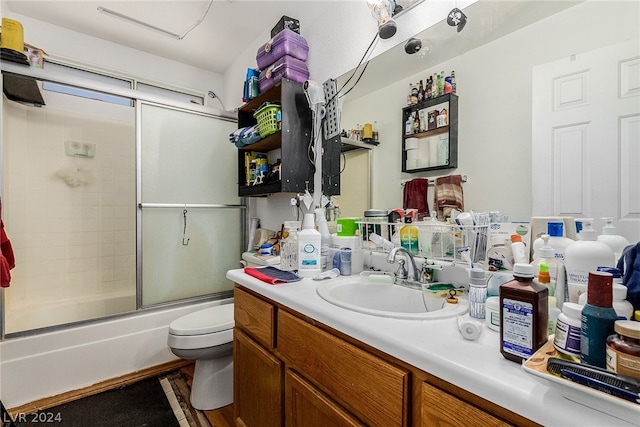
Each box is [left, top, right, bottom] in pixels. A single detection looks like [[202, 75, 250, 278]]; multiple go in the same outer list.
[[500, 263, 549, 363]]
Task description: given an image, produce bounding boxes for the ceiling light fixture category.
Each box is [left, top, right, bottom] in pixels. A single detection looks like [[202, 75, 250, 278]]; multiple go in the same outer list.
[[367, 0, 397, 40], [447, 7, 468, 32], [97, 6, 182, 40]]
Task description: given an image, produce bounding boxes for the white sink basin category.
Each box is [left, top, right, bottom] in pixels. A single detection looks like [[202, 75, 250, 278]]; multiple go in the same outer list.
[[316, 278, 469, 320]]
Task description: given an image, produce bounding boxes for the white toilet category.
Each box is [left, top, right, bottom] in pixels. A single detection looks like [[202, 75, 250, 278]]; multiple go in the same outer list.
[[167, 303, 234, 410]]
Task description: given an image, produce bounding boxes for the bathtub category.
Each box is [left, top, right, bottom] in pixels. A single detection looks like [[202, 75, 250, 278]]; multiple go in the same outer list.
[[0, 297, 232, 409]]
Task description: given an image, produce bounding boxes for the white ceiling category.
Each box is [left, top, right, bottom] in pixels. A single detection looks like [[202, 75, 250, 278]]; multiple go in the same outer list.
[[4, 0, 580, 82], [2, 0, 422, 75]]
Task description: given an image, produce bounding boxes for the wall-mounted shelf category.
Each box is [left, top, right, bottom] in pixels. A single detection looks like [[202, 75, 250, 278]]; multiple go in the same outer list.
[[401, 94, 458, 173]]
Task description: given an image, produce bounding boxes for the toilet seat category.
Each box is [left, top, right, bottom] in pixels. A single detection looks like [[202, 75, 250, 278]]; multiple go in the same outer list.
[[169, 304, 234, 336]]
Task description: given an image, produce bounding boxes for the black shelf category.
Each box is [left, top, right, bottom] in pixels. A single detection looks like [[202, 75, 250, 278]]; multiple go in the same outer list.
[[401, 94, 458, 173]]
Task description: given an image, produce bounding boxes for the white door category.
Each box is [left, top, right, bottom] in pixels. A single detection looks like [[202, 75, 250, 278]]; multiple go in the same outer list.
[[532, 39, 640, 243]]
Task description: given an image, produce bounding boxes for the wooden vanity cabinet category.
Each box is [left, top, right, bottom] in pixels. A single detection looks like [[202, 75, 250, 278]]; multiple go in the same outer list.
[[233, 285, 536, 427]]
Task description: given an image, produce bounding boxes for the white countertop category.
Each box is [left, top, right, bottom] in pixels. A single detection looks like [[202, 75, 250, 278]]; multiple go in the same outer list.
[[227, 268, 639, 426]]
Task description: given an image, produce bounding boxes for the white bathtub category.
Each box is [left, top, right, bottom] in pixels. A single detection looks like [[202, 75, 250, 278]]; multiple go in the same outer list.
[[0, 298, 232, 409]]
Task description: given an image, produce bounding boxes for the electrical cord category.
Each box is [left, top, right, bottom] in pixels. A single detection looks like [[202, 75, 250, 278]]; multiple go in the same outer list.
[[327, 31, 379, 105]]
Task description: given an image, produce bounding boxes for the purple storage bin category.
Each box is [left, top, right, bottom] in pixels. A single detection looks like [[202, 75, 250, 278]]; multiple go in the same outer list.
[[259, 55, 310, 93], [256, 28, 309, 70]]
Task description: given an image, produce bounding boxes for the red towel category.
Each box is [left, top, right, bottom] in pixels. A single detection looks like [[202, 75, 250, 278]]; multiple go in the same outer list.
[[403, 178, 430, 220], [0, 199, 15, 288], [434, 175, 464, 221], [244, 266, 301, 284]]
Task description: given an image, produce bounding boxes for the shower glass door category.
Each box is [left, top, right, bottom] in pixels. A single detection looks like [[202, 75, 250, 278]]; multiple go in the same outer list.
[[138, 102, 242, 306]]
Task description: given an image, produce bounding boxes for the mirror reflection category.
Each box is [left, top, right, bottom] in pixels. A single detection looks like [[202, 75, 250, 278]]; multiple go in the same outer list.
[[337, 0, 639, 243]]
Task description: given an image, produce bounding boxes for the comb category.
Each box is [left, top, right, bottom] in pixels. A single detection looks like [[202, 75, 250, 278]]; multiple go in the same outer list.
[[546, 357, 640, 404]]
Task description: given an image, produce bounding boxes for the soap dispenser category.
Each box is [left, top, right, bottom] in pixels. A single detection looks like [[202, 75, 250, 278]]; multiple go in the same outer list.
[[531, 234, 559, 283], [597, 217, 630, 262], [564, 218, 615, 289]]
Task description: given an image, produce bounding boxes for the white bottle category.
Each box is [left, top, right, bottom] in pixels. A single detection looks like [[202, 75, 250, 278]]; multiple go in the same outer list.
[[597, 217, 630, 262], [532, 221, 574, 263], [298, 213, 321, 278], [468, 267, 487, 320], [510, 234, 528, 264], [564, 218, 615, 287], [280, 221, 300, 271], [315, 208, 332, 271], [531, 234, 559, 283]]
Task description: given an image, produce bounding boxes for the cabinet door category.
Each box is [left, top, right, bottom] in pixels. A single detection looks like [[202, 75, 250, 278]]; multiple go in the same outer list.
[[277, 310, 409, 427], [421, 382, 510, 427], [234, 286, 275, 349], [286, 369, 364, 427], [234, 329, 282, 427]]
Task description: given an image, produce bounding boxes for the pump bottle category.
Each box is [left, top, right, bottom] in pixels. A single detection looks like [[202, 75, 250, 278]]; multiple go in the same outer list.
[[532, 221, 574, 263], [564, 218, 615, 289], [597, 217, 630, 262]]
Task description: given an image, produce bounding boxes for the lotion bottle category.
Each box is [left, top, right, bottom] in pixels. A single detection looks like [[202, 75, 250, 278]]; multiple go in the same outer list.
[[298, 213, 321, 278], [564, 218, 615, 288], [597, 217, 630, 262]]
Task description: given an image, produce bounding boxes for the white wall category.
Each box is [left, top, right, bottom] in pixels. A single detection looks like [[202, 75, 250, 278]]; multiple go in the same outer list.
[[321, 1, 640, 225], [8, 14, 224, 108]]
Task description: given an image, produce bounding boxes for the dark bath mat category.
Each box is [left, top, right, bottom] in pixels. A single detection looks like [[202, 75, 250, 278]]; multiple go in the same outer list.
[[14, 377, 180, 427]]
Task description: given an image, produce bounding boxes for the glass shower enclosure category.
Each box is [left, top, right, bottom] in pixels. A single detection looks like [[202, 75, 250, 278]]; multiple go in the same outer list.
[[1, 71, 243, 336]]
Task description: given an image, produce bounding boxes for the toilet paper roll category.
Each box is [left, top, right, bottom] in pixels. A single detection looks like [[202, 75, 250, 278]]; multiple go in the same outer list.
[[428, 139, 439, 166], [406, 158, 418, 170], [417, 158, 430, 168], [405, 138, 419, 150], [406, 149, 419, 161]]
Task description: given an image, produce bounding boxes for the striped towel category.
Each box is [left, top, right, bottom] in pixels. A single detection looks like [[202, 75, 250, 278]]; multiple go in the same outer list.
[[434, 175, 464, 221]]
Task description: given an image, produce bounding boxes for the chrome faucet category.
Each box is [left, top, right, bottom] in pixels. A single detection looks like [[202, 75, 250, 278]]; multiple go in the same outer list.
[[387, 247, 420, 283]]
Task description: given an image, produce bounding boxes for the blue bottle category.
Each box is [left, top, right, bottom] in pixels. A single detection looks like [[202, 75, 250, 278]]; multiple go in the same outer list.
[[580, 271, 617, 368]]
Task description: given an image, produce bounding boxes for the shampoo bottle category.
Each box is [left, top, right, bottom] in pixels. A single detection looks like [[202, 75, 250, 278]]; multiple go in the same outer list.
[[510, 234, 528, 264], [500, 263, 549, 363], [297, 213, 321, 278], [580, 271, 618, 368]]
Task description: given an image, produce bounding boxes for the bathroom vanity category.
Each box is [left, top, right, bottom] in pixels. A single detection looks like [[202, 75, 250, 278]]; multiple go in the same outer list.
[[227, 269, 633, 426]]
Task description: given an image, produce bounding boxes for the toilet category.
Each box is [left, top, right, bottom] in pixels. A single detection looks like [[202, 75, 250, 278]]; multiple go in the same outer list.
[[167, 303, 234, 410]]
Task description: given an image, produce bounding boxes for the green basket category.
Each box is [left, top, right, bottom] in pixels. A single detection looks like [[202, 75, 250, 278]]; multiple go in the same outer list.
[[254, 103, 281, 138]]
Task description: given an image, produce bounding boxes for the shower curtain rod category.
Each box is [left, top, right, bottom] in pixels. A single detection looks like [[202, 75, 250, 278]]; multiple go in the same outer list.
[[138, 203, 246, 209]]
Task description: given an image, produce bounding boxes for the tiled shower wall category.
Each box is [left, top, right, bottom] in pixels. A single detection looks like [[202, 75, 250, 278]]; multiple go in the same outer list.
[[3, 98, 136, 333]]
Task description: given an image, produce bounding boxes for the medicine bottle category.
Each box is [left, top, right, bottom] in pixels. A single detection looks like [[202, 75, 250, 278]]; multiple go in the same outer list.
[[500, 263, 549, 363], [606, 320, 640, 380], [580, 271, 617, 368], [468, 267, 487, 320], [553, 302, 582, 360]]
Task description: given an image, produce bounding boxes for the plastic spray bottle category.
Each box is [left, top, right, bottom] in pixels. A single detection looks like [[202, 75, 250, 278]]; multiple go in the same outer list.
[[298, 213, 321, 278]]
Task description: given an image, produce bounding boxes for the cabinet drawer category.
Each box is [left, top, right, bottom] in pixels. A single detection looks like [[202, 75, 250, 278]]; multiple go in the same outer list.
[[234, 286, 275, 349], [286, 369, 365, 427], [421, 382, 510, 426], [277, 310, 409, 427]]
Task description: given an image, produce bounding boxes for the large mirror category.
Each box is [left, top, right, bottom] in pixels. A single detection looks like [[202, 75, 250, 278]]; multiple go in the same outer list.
[[337, 0, 640, 243]]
